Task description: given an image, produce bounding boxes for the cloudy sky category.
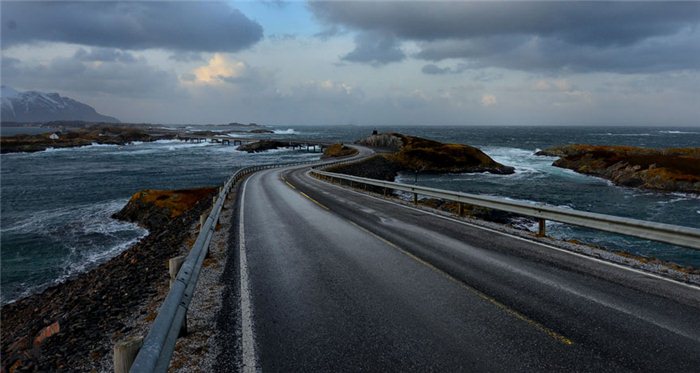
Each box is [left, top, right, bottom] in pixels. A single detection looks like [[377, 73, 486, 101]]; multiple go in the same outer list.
[[2, 1, 699, 126]]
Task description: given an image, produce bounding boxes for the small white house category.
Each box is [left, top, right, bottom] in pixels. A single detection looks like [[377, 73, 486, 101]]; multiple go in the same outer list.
[[49, 133, 60, 140]]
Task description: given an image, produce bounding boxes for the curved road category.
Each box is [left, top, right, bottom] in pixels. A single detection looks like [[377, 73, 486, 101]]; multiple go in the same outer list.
[[223, 153, 700, 372]]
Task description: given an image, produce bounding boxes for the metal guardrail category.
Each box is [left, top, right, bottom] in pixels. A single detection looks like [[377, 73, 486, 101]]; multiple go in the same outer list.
[[310, 169, 700, 250], [129, 153, 366, 372]]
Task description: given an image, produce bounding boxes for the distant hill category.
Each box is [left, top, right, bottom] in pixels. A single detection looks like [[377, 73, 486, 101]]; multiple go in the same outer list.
[[1, 86, 119, 123]]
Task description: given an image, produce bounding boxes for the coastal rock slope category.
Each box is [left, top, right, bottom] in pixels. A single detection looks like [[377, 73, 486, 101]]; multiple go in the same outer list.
[[536, 144, 700, 193], [1, 85, 119, 123], [1, 188, 216, 371], [113, 188, 218, 230]]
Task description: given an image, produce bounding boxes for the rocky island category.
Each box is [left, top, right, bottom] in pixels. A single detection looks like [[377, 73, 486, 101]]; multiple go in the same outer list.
[[536, 144, 700, 194], [329, 132, 514, 181]]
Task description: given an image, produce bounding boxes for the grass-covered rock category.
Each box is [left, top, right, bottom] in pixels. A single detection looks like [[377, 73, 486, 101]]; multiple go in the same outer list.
[[536, 145, 700, 193]]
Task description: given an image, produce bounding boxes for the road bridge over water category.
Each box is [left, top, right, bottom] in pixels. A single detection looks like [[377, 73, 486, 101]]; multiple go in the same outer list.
[[130, 146, 700, 372], [175, 134, 334, 152]]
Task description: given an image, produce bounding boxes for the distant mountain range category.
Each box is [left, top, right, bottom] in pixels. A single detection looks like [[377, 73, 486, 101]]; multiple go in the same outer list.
[[1, 86, 119, 123]]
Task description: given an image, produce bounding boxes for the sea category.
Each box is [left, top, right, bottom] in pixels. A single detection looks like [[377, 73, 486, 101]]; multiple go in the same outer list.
[[1, 125, 699, 304]]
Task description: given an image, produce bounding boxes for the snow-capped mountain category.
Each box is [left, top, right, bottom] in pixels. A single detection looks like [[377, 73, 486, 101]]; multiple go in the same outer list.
[[1, 86, 119, 123]]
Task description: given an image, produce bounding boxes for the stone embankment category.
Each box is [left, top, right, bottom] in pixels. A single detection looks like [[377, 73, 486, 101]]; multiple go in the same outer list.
[[536, 145, 700, 193], [1, 188, 215, 371]]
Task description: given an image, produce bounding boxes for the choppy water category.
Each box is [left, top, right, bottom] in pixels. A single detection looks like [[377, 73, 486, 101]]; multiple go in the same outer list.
[[1, 126, 699, 304], [0, 139, 319, 303]]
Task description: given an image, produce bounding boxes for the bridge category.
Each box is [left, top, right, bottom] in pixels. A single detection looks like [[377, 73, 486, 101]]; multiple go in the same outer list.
[[125, 146, 700, 372], [175, 133, 332, 152]]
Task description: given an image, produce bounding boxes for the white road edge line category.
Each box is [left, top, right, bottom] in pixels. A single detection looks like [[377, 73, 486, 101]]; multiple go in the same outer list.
[[239, 176, 259, 373], [306, 170, 700, 292]]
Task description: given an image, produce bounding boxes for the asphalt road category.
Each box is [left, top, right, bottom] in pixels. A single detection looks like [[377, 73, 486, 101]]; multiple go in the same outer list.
[[226, 153, 700, 372]]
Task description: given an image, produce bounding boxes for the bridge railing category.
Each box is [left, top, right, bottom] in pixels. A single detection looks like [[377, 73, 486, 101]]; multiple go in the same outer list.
[[128, 153, 365, 372], [309, 168, 700, 250]]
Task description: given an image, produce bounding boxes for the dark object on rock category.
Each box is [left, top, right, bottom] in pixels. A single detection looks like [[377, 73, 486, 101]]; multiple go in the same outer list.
[[356, 132, 515, 175], [321, 143, 358, 159], [237, 140, 288, 153], [536, 144, 700, 193]]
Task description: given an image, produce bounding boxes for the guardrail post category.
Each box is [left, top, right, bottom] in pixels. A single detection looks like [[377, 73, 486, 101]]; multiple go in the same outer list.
[[538, 218, 546, 237], [413, 193, 418, 205], [200, 213, 207, 231], [168, 256, 188, 336], [458, 203, 464, 217], [113, 336, 143, 373], [169, 256, 186, 288]]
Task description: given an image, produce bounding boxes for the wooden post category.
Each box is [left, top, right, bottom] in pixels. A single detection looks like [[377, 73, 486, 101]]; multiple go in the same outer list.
[[413, 193, 418, 205], [113, 336, 143, 373], [200, 213, 207, 230], [169, 256, 186, 288], [458, 203, 464, 217], [168, 256, 188, 336], [383, 187, 387, 197], [538, 218, 546, 237]]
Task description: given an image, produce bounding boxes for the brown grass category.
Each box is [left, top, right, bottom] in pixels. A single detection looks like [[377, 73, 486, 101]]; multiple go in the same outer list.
[[131, 188, 217, 218], [322, 143, 358, 158]]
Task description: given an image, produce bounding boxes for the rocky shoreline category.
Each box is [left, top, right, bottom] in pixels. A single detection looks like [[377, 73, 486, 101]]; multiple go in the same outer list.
[[0, 124, 177, 154], [0, 188, 216, 371], [536, 144, 700, 194]]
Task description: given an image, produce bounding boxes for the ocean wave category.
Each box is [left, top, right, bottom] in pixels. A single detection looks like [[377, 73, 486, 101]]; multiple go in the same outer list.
[[1, 199, 145, 236], [658, 130, 700, 134], [1, 199, 148, 304], [592, 132, 652, 137], [272, 128, 300, 135]]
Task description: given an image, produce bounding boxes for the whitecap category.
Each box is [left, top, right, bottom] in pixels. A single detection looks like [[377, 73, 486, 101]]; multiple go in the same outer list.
[[658, 130, 700, 134], [272, 128, 300, 135]]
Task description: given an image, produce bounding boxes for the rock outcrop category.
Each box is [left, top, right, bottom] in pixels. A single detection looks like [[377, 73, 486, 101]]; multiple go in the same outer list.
[[356, 132, 515, 175], [536, 145, 700, 193], [237, 140, 288, 153], [113, 188, 217, 230], [321, 143, 358, 159]]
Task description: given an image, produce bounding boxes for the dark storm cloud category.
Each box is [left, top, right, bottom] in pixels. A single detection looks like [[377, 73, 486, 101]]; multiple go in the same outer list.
[[421, 63, 469, 75], [416, 32, 700, 74], [169, 52, 205, 63], [310, 1, 700, 72], [74, 48, 138, 64], [1, 2, 263, 52], [2, 54, 184, 99], [342, 32, 405, 65]]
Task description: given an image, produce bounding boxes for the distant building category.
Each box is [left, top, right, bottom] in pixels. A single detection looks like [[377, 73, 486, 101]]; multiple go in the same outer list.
[[49, 132, 60, 140]]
